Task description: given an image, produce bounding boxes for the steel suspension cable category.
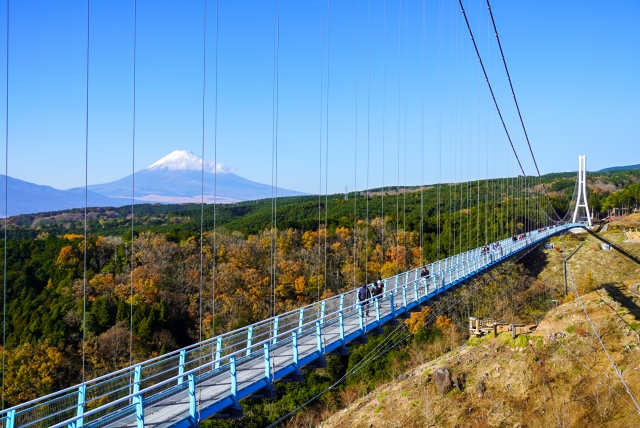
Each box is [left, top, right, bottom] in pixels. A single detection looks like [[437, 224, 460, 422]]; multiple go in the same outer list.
[[381, 0, 385, 262], [212, 0, 219, 337], [130, 0, 137, 371], [1, 0, 7, 410], [82, 0, 90, 385], [365, 0, 370, 284], [317, 0, 323, 301], [436, 0, 443, 261], [566, 264, 640, 413], [395, 0, 400, 274], [267, 261, 523, 427], [419, 0, 425, 264], [197, 10, 207, 423], [402, 0, 408, 268], [199, 0, 207, 346], [485, 0, 561, 222], [457, 0, 524, 180], [556, 338, 640, 417], [353, 0, 359, 289], [270, 0, 280, 316], [324, 0, 330, 296]]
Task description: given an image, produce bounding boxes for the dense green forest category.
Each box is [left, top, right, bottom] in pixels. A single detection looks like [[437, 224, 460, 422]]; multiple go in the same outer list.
[[0, 168, 638, 408]]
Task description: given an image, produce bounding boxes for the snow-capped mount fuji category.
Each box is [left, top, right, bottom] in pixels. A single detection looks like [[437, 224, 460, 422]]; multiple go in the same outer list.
[[84, 150, 305, 203], [147, 150, 233, 174]]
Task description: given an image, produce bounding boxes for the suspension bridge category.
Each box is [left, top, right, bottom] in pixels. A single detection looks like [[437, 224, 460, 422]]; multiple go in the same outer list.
[[0, 0, 605, 426], [0, 221, 587, 427]]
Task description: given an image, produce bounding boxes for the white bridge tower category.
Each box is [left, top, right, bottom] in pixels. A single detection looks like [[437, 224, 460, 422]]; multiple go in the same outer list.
[[571, 154, 592, 226]]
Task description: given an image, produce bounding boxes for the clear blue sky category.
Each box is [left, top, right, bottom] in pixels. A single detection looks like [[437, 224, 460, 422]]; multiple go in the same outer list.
[[0, 0, 637, 194]]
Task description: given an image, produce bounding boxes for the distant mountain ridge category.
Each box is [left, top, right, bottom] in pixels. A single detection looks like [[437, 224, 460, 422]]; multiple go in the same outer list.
[[2, 150, 306, 216], [0, 175, 129, 217], [598, 164, 640, 172], [81, 150, 305, 204]]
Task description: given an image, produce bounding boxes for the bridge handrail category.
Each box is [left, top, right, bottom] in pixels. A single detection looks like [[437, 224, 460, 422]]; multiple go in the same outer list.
[[46, 274, 433, 427], [0, 224, 574, 425], [46, 225, 567, 427]]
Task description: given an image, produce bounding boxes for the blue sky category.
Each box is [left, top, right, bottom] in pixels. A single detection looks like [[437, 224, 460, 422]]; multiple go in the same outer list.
[[0, 0, 637, 194]]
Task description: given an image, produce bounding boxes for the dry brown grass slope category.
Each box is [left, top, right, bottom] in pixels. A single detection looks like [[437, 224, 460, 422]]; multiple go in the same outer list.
[[319, 228, 640, 428]]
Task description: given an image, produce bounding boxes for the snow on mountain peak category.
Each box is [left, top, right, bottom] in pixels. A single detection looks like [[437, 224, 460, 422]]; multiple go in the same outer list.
[[146, 150, 233, 173]]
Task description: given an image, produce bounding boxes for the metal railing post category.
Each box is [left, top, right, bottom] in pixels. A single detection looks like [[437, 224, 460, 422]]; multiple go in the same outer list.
[[178, 349, 186, 385], [246, 326, 253, 356], [320, 301, 326, 325], [402, 285, 408, 308], [413, 280, 419, 302], [390, 291, 396, 318], [292, 331, 299, 371], [358, 304, 364, 331], [263, 343, 271, 383], [339, 311, 345, 342], [215, 337, 222, 369], [6, 410, 15, 428], [230, 356, 238, 406], [375, 297, 381, 321], [188, 373, 197, 422], [75, 384, 86, 427], [272, 317, 279, 345], [339, 294, 344, 311], [316, 320, 323, 352], [133, 365, 144, 428], [298, 308, 305, 334]]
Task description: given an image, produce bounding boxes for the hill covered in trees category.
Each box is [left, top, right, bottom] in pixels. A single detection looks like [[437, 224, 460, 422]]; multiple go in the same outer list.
[[0, 168, 639, 407]]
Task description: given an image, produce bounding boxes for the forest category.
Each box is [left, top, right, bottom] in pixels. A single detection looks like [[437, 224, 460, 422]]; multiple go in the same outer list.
[[0, 168, 638, 407]]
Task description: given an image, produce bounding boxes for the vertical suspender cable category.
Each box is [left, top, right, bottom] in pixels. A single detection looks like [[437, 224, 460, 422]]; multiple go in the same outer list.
[[485, 0, 558, 222], [2, 0, 8, 410], [199, 0, 207, 346], [198, 1, 207, 415], [317, 0, 323, 301], [436, 0, 443, 261], [324, 0, 330, 295], [353, 0, 359, 288], [270, 0, 280, 316], [365, 0, 370, 284], [381, 0, 385, 262], [402, 0, 408, 267], [130, 0, 137, 369], [395, 0, 400, 274], [419, 0, 425, 264], [82, 0, 90, 385], [457, 0, 525, 178], [212, 0, 218, 337]]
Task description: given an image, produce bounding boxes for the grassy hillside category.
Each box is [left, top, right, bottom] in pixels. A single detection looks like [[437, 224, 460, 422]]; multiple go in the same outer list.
[[295, 228, 640, 428]]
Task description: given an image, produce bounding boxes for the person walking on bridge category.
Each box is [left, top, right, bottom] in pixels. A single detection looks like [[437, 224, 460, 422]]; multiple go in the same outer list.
[[358, 283, 372, 317]]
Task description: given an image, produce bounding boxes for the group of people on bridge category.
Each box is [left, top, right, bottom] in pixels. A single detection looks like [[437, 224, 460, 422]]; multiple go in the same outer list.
[[357, 267, 431, 317]]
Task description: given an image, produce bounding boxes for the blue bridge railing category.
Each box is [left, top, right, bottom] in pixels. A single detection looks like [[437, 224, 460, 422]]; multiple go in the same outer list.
[[0, 223, 581, 428]]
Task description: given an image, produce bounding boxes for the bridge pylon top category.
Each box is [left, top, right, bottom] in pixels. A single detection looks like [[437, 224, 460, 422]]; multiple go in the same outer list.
[[572, 154, 592, 226]]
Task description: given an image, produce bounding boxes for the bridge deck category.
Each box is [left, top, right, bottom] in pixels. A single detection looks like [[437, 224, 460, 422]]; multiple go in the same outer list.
[[0, 224, 580, 428]]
